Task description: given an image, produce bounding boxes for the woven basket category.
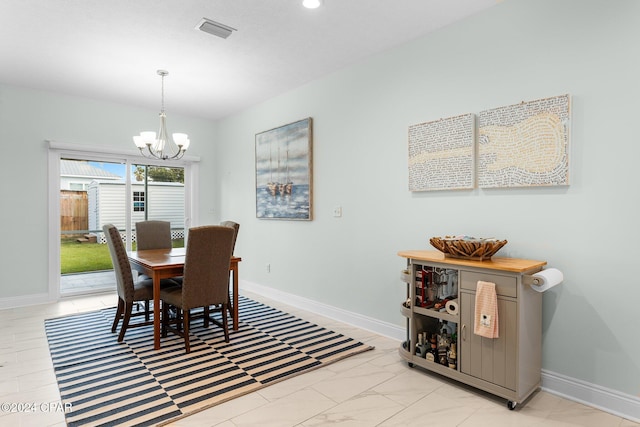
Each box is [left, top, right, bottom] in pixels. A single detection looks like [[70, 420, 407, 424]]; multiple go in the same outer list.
[[429, 236, 507, 260]]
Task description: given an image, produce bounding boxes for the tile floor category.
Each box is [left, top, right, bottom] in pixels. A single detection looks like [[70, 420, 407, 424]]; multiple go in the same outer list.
[[0, 290, 638, 427]]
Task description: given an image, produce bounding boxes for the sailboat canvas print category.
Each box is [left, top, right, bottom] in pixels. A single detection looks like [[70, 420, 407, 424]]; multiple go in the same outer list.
[[255, 117, 313, 220]]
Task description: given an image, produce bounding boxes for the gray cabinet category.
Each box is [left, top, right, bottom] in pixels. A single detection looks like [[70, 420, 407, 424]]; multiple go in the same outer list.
[[398, 250, 546, 409]]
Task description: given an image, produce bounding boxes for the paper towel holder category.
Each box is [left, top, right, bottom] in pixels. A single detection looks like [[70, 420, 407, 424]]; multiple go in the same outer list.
[[523, 274, 543, 286], [523, 268, 564, 288]]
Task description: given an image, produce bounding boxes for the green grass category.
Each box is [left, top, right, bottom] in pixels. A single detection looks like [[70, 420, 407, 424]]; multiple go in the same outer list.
[[60, 237, 184, 275]]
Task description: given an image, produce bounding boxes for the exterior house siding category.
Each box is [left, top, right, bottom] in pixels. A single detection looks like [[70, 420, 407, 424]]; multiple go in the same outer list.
[[88, 180, 185, 242]]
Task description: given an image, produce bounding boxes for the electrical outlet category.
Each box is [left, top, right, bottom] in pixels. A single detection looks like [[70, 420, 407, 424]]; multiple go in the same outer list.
[[333, 206, 342, 217], [266, 263, 271, 273]]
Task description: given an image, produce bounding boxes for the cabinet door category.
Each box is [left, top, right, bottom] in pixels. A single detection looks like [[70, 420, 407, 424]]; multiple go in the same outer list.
[[460, 291, 517, 391]]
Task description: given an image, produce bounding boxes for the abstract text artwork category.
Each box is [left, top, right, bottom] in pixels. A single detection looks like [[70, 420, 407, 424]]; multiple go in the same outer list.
[[477, 94, 571, 188], [408, 113, 475, 191]]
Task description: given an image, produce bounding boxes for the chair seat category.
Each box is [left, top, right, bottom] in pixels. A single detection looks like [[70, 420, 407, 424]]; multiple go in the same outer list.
[[159, 285, 183, 308], [132, 281, 154, 301]]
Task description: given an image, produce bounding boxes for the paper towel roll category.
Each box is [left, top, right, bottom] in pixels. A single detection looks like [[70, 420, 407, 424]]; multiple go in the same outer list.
[[530, 268, 563, 292], [445, 299, 459, 316]]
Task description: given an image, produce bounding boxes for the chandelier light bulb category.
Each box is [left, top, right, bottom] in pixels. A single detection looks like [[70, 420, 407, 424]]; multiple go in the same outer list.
[[303, 0, 322, 9]]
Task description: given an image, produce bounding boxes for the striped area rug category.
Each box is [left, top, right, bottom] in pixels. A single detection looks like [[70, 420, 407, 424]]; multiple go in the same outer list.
[[45, 296, 373, 426]]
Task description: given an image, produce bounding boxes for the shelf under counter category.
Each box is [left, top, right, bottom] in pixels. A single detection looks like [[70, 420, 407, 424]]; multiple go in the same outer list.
[[413, 305, 458, 323]]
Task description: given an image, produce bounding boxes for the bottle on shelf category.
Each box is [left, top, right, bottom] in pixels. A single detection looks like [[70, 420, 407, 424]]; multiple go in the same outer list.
[[438, 327, 451, 365], [416, 331, 428, 358], [448, 343, 457, 369], [426, 333, 438, 362]]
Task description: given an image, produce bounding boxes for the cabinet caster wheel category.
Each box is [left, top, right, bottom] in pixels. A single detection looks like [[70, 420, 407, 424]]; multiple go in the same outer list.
[[507, 401, 517, 410], [408, 362, 414, 368]]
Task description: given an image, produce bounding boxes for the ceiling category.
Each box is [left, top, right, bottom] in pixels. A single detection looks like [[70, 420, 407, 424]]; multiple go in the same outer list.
[[0, 0, 498, 121]]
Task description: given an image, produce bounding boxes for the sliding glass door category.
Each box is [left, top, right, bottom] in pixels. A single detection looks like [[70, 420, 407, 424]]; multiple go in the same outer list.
[[57, 156, 187, 296]]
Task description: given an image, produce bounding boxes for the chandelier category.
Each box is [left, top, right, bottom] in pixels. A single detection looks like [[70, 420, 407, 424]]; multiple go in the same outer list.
[[133, 70, 190, 160]]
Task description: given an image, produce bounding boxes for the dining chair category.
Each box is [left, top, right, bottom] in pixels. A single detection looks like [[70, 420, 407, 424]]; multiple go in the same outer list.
[[203, 221, 240, 321], [135, 220, 180, 314], [160, 225, 235, 353], [135, 220, 172, 250], [219, 221, 240, 256], [219, 221, 240, 315], [103, 224, 170, 342]]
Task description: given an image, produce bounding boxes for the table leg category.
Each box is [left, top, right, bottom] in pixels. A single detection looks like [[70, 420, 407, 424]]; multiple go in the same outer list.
[[232, 264, 239, 330], [153, 274, 161, 350]]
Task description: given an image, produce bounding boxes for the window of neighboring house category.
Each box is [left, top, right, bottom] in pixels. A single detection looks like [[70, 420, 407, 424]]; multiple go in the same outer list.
[[133, 191, 146, 212], [69, 183, 85, 190]]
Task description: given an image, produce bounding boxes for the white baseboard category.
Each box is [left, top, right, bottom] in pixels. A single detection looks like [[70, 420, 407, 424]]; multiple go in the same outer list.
[[242, 280, 640, 423], [542, 370, 639, 423], [240, 280, 405, 341], [0, 293, 51, 310]]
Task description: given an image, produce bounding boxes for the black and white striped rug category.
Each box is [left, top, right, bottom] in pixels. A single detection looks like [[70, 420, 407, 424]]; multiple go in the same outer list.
[[45, 296, 373, 426]]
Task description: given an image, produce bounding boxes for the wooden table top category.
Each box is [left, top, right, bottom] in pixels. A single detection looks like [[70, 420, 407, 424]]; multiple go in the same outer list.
[[128, 247, 186, 268], [129, 247, 241, 269], [398, 250, 546, 273]]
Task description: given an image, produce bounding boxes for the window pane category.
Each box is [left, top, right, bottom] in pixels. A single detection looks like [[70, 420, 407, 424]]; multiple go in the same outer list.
[[131, 164, 185, 248], [60, 158, 126, 295]]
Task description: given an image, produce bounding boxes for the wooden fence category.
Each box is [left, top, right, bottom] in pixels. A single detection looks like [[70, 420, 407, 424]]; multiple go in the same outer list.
[[60, 190, 88, 233]]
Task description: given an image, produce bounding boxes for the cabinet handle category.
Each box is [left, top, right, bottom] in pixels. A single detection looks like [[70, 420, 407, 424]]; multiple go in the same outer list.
[[462, 324, 466, 341]]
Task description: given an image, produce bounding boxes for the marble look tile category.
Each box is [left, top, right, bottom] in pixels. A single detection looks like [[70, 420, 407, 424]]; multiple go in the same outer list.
[[427, 380, 500, 410], [367, 351, 410, 375], [230, 388, 335, 427], [311, 362, 396, 403], [17, 409, 66, 427], [544, 399, 629, 427], [167, 392, 270, 427], [378, 390, 478, 426], [457, 405, 548, 427], [257, 366, 337, 402], [17, 368, 58, 392], [361, 335, 400, 352], [301, 393, 405, 426], [322, 350, 383, 375], [0, 378, 19, 396], [370, 370, 443, 407]]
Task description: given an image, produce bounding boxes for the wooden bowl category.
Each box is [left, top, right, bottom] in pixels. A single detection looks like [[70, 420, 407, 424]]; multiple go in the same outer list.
[[429, 236, 508, 260]]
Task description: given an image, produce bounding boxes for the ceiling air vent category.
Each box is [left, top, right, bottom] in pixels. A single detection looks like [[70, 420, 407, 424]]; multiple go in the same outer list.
[[196, 18, 236, 39]]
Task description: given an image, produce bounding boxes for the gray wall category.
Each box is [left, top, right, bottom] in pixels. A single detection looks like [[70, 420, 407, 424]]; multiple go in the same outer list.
[[0, 0, 638, 404], [214, 0, 640, 398]]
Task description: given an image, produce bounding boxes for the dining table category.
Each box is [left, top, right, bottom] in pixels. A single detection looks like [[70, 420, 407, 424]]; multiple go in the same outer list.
[[128, 247, 242, 350]]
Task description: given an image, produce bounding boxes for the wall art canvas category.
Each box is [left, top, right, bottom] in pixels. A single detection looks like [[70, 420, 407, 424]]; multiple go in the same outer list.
[[255, 118, 313, 220], [408, 113, 475, 191], [477, 94, 571, 188]]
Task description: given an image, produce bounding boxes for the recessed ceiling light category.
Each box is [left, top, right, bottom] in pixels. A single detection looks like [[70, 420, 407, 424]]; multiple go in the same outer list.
[[303, 0, 322, 9], [196, 18, 237, 39]]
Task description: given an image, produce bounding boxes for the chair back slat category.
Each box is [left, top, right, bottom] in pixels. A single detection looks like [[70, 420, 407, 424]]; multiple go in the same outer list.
[[220, 221, 240, 255]]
